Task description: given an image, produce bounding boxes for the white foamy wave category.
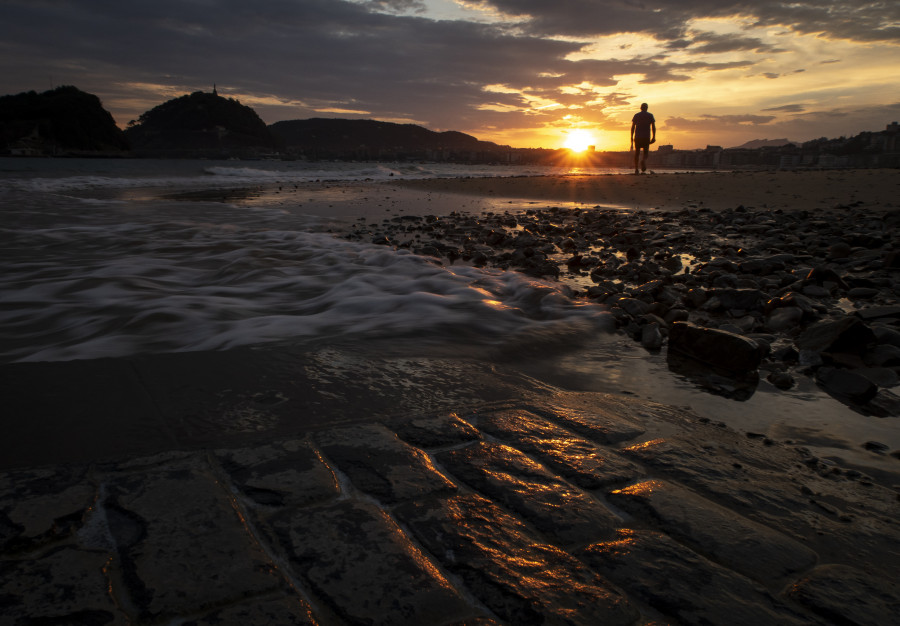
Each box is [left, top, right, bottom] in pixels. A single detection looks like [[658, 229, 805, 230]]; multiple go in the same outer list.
[[1, 158, 633, 195], [0, 224, 611, 363], [9, 174, 209, 193], [203, 163, 430, 182], [7, 163, 443, 194]]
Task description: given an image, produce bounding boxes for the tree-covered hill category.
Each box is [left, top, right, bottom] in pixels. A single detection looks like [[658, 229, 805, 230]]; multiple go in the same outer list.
[[125, 90, 276, 156], [0, 86, 128, 155], [269, 118, 508, 159]]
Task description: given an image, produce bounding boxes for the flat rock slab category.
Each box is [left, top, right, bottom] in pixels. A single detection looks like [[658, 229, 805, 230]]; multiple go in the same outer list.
[[103, 456, 283, 621], [0, 545, 127, 625], [182, 594, 318, 626], [581, 529, 814, 626], [786, 564, 900, 626], [619, 433, 900, 576], [315, 423, 457, 504], [608, 479, 818, 583], [215, 439, 339, 510], [394, 493, 638, 626], [437, 441, 621, 545], [267, 499, 476, 626], [539, 397, 647, 444], [385, 412, 482, 448], [3, 392, 900, 624], [476, 408, 643, 488], [0, 465, 95, 554]]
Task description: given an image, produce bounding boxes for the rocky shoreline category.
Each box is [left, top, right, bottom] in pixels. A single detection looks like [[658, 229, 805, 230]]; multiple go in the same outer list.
[[347, 198, 900, 419], [4, 392, 899, 624], [3, 170, 899, 624]]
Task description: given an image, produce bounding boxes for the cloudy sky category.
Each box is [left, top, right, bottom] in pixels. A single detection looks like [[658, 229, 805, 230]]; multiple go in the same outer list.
[[2, 0, 898, 149]]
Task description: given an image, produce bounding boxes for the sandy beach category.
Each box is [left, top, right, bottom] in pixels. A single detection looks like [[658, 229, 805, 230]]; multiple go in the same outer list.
[[387, 168, 900, 213], [242, 168, 900, 224]]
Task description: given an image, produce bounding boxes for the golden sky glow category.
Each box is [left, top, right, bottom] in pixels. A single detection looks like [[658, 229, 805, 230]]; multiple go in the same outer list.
[[1, 0, 897, 150], [469, 16, 900, 149]]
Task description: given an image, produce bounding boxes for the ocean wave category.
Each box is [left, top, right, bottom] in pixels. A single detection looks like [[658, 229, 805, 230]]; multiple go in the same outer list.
[[8, 174, 210, 193], [0, 222, 612, 363], [0, 159, 627, 195], [201, 163, 437, 183], [4, 162, 467, 193]]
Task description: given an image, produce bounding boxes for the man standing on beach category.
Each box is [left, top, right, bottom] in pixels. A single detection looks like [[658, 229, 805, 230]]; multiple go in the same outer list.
[[630, 103, 656, 174]]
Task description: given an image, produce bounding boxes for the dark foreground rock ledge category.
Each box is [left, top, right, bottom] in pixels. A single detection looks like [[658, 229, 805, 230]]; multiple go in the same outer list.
[[2, 392, 898, 625]]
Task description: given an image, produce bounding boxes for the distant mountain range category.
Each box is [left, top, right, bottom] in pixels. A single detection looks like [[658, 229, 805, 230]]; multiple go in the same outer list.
[[269, 118, 505, 159], [729, 138, 797, 149]]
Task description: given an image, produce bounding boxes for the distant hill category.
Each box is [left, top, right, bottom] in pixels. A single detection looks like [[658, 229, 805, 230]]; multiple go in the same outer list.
[[730, 138, 796, 149], [0, 86, 128, 155], [269, 118, 508, 159], [125, 90, 276, 156]]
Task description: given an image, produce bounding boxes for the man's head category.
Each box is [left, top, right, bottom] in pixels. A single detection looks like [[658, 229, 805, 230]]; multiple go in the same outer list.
[[640, 103, 648, 111]]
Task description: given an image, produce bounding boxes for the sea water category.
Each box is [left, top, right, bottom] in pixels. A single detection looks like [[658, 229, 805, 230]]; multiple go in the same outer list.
[[0, 157, 615, 364]]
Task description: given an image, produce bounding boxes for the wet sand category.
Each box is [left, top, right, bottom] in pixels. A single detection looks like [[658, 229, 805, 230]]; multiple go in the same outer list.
[[222, 168, 900, 227], [387, 168, 900, 214], [162, 168, 899, 222]]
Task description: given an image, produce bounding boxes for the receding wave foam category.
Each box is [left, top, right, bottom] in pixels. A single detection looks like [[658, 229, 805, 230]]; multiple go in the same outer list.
[[203, 163, 433, 182], [8, 163, 444, 193], [3, 159, 627, 195], [1, 222, 611, 363]]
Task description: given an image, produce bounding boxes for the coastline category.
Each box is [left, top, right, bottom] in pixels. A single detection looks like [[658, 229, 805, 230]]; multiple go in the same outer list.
[[387, 168, 900, 213], [2, 166, 899, 624], [228, 167, 900, 224]]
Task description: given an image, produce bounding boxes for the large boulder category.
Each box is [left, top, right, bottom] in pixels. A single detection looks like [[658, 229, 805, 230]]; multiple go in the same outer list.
[[815, 367, 878, 404], [795, 317, 876, 355], [668, 322, 765, 374]]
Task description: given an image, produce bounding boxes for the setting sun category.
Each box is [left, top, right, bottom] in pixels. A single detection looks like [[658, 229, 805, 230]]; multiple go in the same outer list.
[[562, 129, 596, 152]]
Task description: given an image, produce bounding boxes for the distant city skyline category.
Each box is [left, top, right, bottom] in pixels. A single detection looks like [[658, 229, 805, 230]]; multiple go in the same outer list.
[[1, 0, 898, 150]]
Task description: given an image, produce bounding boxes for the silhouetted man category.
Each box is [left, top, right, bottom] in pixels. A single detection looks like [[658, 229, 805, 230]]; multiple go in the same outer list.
[[630, 103, 656, 174]]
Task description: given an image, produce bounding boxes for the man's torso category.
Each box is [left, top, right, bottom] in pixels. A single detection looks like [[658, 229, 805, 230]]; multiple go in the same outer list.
[[632, 111, 655, 138]]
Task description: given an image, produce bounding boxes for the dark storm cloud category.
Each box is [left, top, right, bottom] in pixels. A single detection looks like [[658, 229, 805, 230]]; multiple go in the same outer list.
[[665, 114, 777, 130], [0, 0, 770, 130], [479, 0, 900, 43], [762, 104, 806, 113], [364, 0, 428, 14], [674, 31, 783, 55], [0, 0, 584, 127]]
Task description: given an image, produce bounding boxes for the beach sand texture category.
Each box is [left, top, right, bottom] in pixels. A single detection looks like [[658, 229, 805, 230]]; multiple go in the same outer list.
[[388, 168, 899, 213]]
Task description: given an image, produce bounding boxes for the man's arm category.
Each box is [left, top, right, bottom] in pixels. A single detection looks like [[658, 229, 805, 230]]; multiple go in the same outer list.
[[650, 121, 656, 144], [630, 121, 636, 146]]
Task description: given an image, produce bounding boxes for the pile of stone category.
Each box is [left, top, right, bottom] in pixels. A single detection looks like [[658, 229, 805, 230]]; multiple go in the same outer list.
[[347, 203, 900, 413]]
